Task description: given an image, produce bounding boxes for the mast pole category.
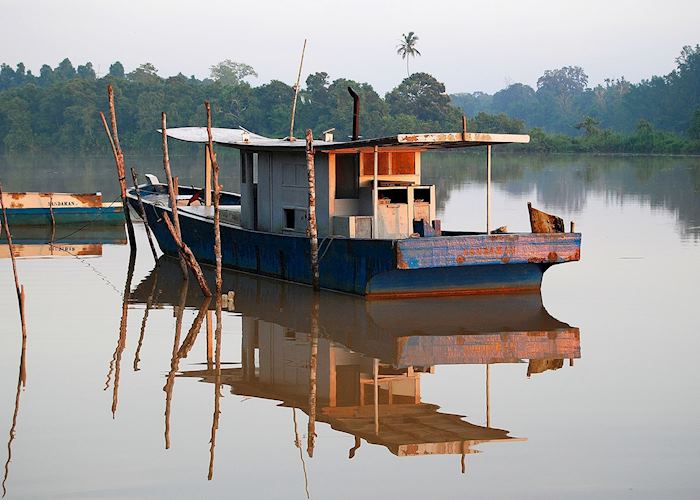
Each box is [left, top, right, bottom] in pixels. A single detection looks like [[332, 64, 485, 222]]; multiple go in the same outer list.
[[289, 39, 307, 142], [486, 145, 492, 234], [372, 146, 379, 238]]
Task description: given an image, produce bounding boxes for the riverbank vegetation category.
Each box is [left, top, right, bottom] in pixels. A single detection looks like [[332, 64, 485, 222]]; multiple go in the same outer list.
[[0, 45, 698, 154]]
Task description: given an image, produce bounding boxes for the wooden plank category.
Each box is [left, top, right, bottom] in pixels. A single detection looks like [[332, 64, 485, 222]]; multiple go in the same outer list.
[[397, 132, 530, 144]]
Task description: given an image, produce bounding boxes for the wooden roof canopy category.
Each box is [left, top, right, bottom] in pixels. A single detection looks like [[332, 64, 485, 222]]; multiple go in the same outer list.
[[161, 127, 530, 153]]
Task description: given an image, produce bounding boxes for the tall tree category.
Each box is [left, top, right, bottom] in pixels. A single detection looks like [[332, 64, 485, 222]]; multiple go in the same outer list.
[[109, 61, 125, 79], [210, 60, 257, 85], [396, 32, 421, 78]]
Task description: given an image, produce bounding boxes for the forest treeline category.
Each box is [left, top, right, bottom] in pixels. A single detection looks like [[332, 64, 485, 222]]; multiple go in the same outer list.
[[0, 46, 699, 155]]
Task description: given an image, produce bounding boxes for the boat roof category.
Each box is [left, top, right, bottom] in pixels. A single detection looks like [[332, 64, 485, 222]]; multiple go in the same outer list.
[[162, 127, 530, 152]]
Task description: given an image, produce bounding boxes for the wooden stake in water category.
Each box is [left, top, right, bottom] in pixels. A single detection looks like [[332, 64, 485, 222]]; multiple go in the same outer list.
[[0, 182, 27, 339], [305, 130, 320, 291], [160, 113, 188, 279], [307, 293, 319, 458], [161, 212, 211, 297], [100, 85, 137, 253], [204, 102, 223, 296]]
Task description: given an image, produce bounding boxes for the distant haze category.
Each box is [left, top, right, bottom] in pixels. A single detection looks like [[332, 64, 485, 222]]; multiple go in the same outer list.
[[2, 0, 699, 94]]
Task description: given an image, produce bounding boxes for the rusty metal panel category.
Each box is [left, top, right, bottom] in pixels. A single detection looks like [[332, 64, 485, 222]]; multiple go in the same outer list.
[[395, 329, 580, 368], [395, 233, 581, 270]]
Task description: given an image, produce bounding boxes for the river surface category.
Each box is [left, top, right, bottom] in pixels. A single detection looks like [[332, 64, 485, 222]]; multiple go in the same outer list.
[[0, 152, 699, 499]]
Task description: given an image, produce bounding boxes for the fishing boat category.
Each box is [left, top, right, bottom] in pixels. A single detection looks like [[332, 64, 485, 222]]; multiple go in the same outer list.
[[128, 93, 580, 298], [0, 191, 124, 226]]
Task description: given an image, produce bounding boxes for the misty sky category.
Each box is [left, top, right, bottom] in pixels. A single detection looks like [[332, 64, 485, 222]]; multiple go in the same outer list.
[[2, 0, 698, 94]]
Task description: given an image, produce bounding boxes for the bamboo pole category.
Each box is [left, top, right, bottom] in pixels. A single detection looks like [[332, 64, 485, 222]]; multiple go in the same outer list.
[[160, 113, 188, 279], [305, 130, 320, 290], [204, 102, 223, 296], [161, 213, 211, 296], [102, 85, 137, 253], [130, 167, 158, 262], [288, 39, 307, 142]]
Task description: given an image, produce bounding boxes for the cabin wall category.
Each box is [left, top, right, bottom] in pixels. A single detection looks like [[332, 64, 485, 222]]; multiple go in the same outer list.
[[239, 151, 256, 229], [245, 150, 330, 236], [256, 320, 332, 402]]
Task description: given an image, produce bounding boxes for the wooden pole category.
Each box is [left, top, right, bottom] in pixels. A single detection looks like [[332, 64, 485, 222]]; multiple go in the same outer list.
[[2, 323, 27, 498], [161, 213, 211, 296], [289, 39, 307, 142], [164, 280, 187, 450], [109, 249, 135, 418], [373, 358, 379, 436], [292, 408, 311, 499], [570, 221, 576, 233], [176, 297, 211, 359], [130, 168, 158, 262], [204, 145, 213, 207], [208, 294, 223, 480], [372, 146, 379, 238], [486, 145, 492, 235], [461, 115, 468, 140], [206, 311, 213, 369], [133, 267, 159, 371], [102, 85, 137, 253], [486, 363, 491, 428], [307, 294, 319, 458], [205, 102, 223, 296], [0, 182, 27, 337], [160, 113, 188, 279], [305, 130, 320, 290], [48, 194, 56, 243]]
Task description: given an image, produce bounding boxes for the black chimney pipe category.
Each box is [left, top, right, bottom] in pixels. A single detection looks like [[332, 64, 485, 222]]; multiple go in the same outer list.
[[347, 87, 360, 140]]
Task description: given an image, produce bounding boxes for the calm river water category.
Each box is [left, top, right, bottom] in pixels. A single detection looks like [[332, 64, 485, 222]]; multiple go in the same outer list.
[[0, 151, 698, 499]]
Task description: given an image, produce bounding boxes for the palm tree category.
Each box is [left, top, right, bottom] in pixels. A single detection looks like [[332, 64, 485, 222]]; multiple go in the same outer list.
[[396, 32, 421, 78]]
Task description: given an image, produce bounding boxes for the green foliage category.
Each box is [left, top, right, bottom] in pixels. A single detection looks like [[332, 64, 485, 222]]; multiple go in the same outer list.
[[386, 73, 460, 123], [0, 53, 698, 155], [210, 60, 257, 85], [452, 46, 700, 136]]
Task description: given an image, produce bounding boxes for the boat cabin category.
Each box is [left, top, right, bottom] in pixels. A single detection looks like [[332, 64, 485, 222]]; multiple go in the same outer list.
[[165, 127, 530, 240]]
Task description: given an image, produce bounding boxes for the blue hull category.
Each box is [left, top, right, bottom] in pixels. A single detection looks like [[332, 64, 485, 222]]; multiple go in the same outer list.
[[5, 206, 124, 226], [129, 193, 574, 298]]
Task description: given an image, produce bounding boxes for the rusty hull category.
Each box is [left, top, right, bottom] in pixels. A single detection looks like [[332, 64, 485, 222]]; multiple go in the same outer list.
[[395, 233, 581, 270]]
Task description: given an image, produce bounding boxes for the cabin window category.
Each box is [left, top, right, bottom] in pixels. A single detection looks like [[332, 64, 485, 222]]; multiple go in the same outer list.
[[284, 208, 295, 230], [361, 151, 415, 176], [335, 154, 359, 199]]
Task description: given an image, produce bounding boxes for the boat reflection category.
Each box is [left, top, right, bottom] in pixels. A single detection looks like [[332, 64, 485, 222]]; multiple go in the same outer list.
[[0, 224, 126, 259], [131, 257, 580, 473]]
